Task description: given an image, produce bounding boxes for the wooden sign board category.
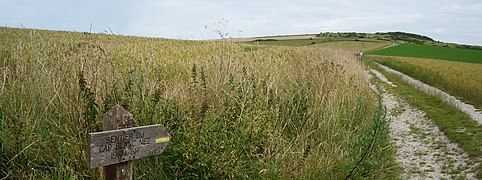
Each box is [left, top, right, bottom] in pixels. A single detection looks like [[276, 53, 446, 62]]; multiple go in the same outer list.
[[88, 124, 171, 168]]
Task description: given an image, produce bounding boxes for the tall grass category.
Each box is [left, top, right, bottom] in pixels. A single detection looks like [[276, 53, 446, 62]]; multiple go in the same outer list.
[[0, 27, 394, 179]]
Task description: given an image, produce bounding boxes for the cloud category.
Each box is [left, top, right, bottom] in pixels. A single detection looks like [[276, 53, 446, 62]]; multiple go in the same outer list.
[[0, 0, 481, 45]]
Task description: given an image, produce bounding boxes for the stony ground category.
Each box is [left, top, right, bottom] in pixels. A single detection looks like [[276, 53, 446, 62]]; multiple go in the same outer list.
[[369, 69, 479, 179]]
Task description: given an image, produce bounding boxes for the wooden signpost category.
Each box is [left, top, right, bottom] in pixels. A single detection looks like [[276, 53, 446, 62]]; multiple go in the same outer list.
[[87, 105, 170, 179]]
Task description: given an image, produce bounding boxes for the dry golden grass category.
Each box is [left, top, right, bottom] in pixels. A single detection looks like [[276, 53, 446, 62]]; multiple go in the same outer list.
[[370, 55, 482, 110], [315, 40, 391, 53], [221, 34, 318, 42], [0, 27, 395, 179]]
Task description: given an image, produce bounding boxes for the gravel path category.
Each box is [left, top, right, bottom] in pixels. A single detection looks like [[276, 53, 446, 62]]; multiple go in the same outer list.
[[370, 69, 396, 87], [368, 70, 479, 179]]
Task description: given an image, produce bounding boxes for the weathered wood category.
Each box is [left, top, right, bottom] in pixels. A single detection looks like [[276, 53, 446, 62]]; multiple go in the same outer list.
[[88, 124, 171, 168], [102, 105, 134, 180], [86, 105, 171, 180]]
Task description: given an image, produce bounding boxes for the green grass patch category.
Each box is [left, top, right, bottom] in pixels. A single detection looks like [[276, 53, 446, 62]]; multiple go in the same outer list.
[[368, 43, 482, 64]]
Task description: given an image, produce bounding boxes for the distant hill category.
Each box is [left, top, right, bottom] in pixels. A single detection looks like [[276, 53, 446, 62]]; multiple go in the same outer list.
[[316, 31, 433, 44], [238, 31, 482, 51]]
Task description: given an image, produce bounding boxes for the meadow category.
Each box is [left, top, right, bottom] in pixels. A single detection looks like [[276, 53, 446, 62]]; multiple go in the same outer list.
[[368, 43, 482, 64], [0, 28, 395, 179], [247, 38, 331, 46], [313, 40, 390, 53], [370, 55, 482, 111], [248, 39, 390, 52]]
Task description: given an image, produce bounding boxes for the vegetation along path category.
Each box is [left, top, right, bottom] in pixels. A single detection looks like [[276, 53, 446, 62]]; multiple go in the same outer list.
[[369, 70, 479, 179], [375, 63, 482, 124]]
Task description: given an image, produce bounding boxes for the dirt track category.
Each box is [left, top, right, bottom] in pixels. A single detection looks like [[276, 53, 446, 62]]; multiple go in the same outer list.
[[369, 70, 478, 179]]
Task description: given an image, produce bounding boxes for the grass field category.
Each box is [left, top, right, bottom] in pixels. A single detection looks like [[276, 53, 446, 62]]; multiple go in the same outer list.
[[0, 27, 396, 179], [369, 55, 482, 111], [246, 38, 332, 46], [247, 39, 390, 52], [368, 61, 482, 177], [223, 34, 319, 43], [368, 43, 482, 64], [314, 40, 390, 53]]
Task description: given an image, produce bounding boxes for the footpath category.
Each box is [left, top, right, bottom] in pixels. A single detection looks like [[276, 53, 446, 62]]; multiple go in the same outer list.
[[368, 68, 478, 179]]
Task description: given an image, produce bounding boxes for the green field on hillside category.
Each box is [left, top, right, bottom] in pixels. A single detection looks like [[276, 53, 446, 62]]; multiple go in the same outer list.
[[368, 43, 482, 64], [0, 28, 396, 179]]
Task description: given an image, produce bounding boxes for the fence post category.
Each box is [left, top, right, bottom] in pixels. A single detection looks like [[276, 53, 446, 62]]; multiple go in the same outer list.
[[102, 105, 134, 180]]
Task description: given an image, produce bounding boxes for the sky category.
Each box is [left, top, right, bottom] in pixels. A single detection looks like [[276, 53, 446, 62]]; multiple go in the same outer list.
[[1, 0, 482, 45]]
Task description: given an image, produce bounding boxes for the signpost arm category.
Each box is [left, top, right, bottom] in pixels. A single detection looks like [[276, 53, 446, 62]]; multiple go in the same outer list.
[[102, 105, 134, 180]]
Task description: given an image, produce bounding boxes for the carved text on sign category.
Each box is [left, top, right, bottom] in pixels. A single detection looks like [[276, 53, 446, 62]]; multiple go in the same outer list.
[[88, 124, 170, 168]]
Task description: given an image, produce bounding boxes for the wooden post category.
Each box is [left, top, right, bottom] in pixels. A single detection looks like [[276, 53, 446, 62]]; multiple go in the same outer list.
[[87, 105, 171, 180], [103, 105, 134, 180]]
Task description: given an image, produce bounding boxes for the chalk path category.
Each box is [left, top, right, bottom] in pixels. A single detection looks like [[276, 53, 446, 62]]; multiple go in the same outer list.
[[367, 70, 478, 179]]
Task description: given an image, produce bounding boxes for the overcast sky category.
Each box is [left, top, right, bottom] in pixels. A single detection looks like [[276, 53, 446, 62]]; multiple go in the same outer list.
[[1, 0, 481, 45]]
